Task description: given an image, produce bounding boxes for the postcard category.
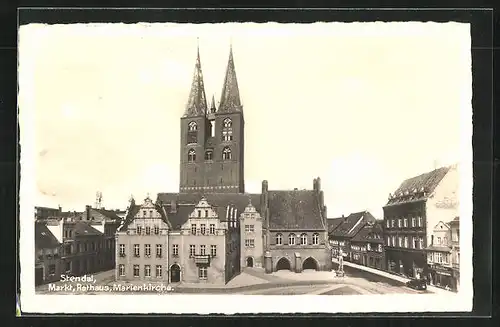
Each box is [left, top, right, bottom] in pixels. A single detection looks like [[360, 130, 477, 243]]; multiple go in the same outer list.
[[18, 19, 473, 314]]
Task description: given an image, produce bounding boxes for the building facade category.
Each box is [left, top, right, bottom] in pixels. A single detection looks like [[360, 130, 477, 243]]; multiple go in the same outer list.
[[383, 165, 459, 280], [328, 211, 377, 262], [350, 221, 385, 270], [425, 221, 455, 289], [239, 200, 264, 268], [449, 216, 460, 291], [35, 222, 63, 285]]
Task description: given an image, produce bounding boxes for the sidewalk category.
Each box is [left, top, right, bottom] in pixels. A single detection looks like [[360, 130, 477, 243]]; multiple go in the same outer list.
[[332, 259, 455, 295]]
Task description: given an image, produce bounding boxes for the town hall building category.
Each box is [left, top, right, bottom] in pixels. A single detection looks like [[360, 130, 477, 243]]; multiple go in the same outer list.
[[116, 44, 332, 285]]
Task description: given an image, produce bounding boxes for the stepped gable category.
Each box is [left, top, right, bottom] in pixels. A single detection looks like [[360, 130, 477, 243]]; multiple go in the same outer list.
[[267, 190, 324, 230]]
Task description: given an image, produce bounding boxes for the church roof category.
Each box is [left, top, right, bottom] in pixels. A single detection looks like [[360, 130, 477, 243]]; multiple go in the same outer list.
[[183, 46, 208, 117], [218, 46, 242, 113], [35, 222, 61, 250], [267, 190, 325, 230], [386, 166, 449, 205]]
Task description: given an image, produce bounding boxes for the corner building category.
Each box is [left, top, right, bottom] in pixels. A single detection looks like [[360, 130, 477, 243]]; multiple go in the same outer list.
[[117, 44, 332, 285]]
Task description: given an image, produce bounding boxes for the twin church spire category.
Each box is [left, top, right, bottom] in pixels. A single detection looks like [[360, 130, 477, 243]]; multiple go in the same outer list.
[[183, 42, 242, 117]]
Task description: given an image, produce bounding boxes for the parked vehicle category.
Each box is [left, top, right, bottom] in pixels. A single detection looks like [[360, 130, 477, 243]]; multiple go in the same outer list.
[[406, 278, 427, 291]]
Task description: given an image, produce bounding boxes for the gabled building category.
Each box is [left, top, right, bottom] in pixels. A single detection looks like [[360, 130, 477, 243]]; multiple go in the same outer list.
[[425, 221, 454, 289], [350, 221, 385, 270], [449, 216, 460, 291], [328, 211, 377, 261], [35, 222, 62, 285], [383, 165, 459, 280]]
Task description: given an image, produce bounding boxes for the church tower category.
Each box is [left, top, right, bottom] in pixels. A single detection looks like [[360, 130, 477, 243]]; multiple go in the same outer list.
[[179, 44, 245, 194]]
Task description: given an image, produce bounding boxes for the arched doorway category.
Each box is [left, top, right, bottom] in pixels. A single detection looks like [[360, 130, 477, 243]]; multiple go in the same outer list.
[[246, 257, 254, 267], [302, 257, 319, 271], [276, 257, 291, 271], [170, 264, 181, 283]]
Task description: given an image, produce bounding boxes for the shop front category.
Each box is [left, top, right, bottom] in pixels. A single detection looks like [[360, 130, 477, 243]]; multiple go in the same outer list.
[[428, 264, 454, 289]]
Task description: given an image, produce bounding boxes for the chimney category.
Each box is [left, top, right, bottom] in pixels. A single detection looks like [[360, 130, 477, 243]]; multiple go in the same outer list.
[[170, 200, 177, 213], [85, 205, 91, 220], [314, 177, 321, 192]]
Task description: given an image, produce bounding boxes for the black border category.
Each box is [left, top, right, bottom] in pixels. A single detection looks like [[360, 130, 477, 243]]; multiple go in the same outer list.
[[2, 6, 494, 321]]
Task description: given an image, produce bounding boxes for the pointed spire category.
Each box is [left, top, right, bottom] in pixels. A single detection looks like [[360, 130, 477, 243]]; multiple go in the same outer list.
[[210, 94, 216, 112], [183, 40, 208, 117], [218, 44, 242, 113]]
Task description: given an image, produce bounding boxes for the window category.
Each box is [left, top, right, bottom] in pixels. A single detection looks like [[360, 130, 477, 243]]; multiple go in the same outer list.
[[398, 219, 402, 228], [144, 265, 151, 277], [119, 264, 125, 276], [386, 220, 390, 228], [437, 237, 442, 245], [245, 239, 255, 247], [205, 210, 209, 217], [119, 244, 125, 257], [443, 253, 449, 264], [156, 244, 162, 258], [404, 218, 408, 227], [427, 253, 433, 262], [386, 236, 390, 246], [172, 244, 179, 257], [205, 150, 213, 161], [209, 224, 215, 235], [143, 210, 147, 217], [276, 233, 283, 245], [84, 243, 88, 252], [222, 147, 232, 160], [378, 244, 383, 252], [223, 118, 232, 128], [200, 245, 206, 255], [134, 244, 140, 257], [391, 219, 395, 228], [443, 237, 448, 245], [398, 236, 402, 247], [411, 217, 416, 227], [156, 265, 162, 278], [188, 149, 196, 162], [149, 210, 153, 217], [199, 267, 207, 280], [145, 226, 151, 235], [367, 243, 371, 251], [436, 252, 443, 263], [404, 236, 408, 248], [188, 121, 197, 131], [191, 224, 197, 235], [133, 265, 140, 277], [48, 264, 56, 275], [288, 234, 296, 245], [300, 233, 308, 245], [189, 245, 195, 257], [136, 226, 143, 235], [413, 237, 418, 249], [211, 245, 217, 257], [418, 216, 423, 227], [419, 236, 424, 249], [200, 224, 206, 235], [145, 244, 151, 257], [392, 236, 396, 247], [312, 233, 319, 245], [245, 225, 255, 232], [154, 225, 159, 235]]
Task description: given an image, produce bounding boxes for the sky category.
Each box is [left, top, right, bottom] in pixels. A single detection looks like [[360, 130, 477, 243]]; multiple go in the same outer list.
[[18, 22, 472, 218]]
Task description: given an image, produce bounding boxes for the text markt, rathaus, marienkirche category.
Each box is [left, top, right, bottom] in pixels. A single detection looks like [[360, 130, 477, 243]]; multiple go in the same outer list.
[[115, 44, 332, 285]]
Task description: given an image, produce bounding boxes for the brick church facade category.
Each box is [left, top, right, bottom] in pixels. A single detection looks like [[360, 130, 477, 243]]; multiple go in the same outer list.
[[116, 44, 332, 285]]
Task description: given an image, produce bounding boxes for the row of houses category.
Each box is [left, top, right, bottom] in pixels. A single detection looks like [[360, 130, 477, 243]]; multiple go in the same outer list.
[[327, 165, 461, 292], [34, 205, 125, 285]]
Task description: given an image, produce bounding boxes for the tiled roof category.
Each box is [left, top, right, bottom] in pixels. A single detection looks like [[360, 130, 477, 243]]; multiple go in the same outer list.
[[93, 208, 121, 221], [425, 245, 452, 253], [157, 192, 261, 219], [387, 167, 450, 205], [267, 190, 324, 230], [35, 222, 61, 250], [330, 211, 376, 238], [449, 216, 460, 226], [352, 221, 384, 243], [74, 221, 103, 237], [162, 204, 195, 230], [327, 218, 344, 233]]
